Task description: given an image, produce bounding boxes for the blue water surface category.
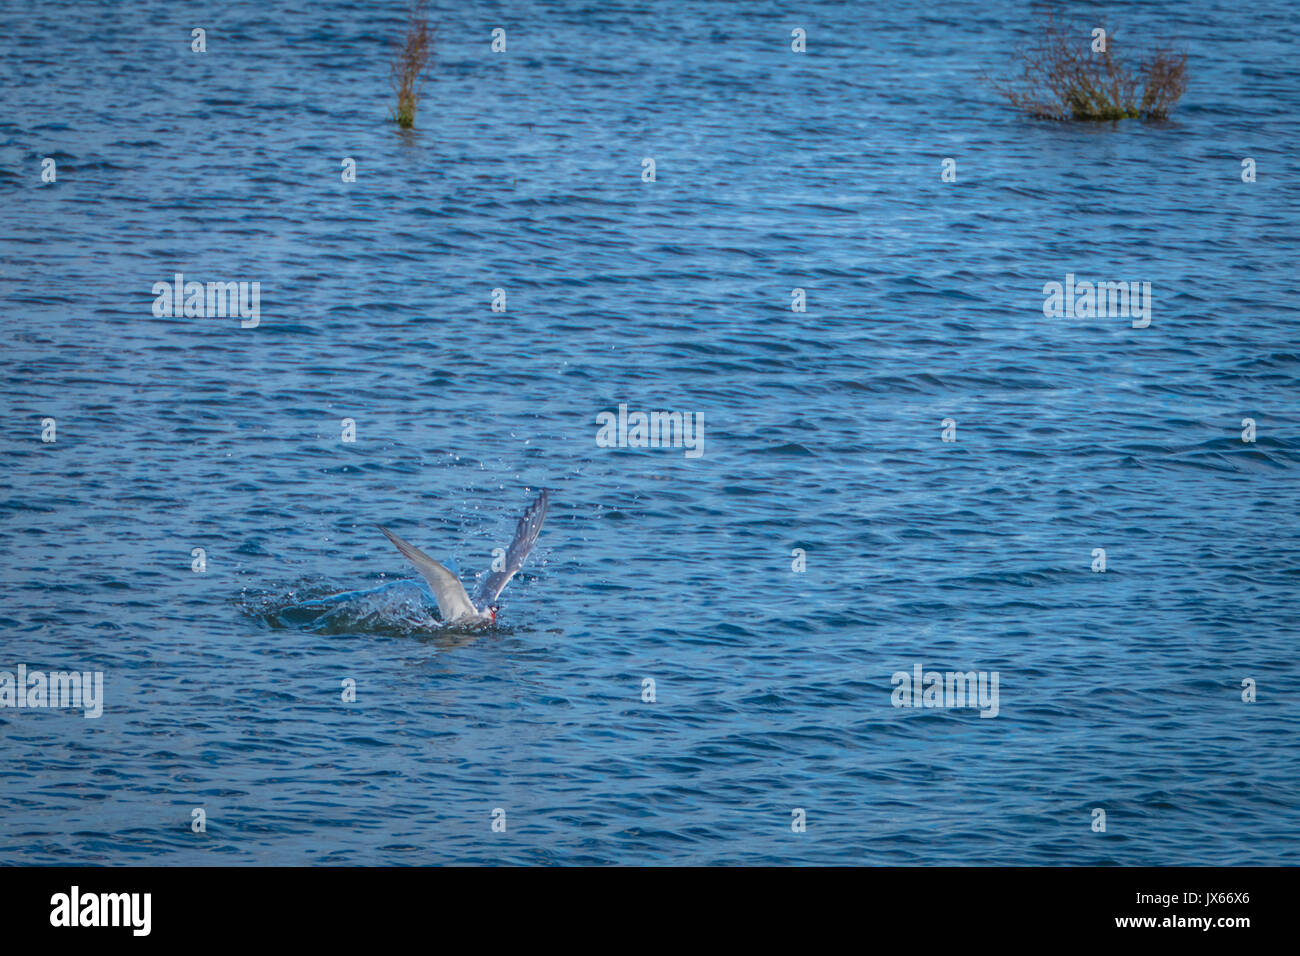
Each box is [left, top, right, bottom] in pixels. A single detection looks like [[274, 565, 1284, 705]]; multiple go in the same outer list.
[[1, 0, 1298, 864]]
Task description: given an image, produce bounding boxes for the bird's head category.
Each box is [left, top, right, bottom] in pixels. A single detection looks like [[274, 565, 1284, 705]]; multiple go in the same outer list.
[[488, 603, 500, 624]]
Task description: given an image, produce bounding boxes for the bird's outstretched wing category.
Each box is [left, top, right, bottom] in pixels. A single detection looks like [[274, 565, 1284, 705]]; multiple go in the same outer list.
[[475, 489, 549, 606], [378, 525, 478, 622]]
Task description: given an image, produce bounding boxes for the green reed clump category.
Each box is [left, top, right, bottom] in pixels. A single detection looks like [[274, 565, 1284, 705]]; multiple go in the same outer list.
[[989, 12, 1187, 121], [390, 1, 433, 128]]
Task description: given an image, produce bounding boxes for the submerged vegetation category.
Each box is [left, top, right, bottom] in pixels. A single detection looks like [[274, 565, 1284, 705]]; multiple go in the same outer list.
[[390, 0, 433, 128], [990, 12, 1187, 121]]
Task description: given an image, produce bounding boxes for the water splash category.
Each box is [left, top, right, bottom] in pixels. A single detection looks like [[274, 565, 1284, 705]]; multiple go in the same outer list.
[[239, 578, 444, 635]]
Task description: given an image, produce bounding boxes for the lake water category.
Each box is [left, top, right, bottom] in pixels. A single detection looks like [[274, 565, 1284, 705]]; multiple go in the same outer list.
[[1, 0, 1298, 865]]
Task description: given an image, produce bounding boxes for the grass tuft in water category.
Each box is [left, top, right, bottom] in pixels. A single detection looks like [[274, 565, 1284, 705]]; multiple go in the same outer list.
[[390, 0, 433, 129], [988, 11, 1187, 122]]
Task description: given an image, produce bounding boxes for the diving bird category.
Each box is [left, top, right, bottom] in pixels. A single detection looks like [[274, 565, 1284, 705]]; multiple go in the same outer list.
[[378, 489, 549, 627]]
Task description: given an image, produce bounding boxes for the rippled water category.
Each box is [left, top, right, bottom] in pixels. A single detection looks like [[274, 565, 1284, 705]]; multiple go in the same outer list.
[[2, 0, 1299, 864]]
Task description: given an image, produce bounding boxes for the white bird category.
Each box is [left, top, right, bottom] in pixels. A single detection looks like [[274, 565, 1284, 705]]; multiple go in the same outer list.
[[378, 490, 549, 627]]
